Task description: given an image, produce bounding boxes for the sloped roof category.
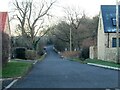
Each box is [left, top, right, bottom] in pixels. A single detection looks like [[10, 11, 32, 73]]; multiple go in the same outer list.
[[0, 12, 8, 32], [101, 5, 120, 33]]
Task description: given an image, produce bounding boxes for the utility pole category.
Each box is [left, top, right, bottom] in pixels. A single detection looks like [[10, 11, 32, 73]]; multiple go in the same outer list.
[[116, 0, 119, 63], [70, 27, 72, 52]]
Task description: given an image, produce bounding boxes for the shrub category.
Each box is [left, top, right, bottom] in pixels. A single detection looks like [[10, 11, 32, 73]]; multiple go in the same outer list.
[[14, 47, 26, 59], [37, 51, 44, 56], [37, 47, 44, 56], [26, 50, 37, 60], [61, 51, 80, 58], [2, 32, 9, 65], [79, 47, 89, 60], [36, 42, 44, 56], [54, 42, 66, 52]]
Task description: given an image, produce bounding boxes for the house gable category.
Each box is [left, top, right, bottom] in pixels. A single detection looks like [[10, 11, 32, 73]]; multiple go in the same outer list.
[[0, 12, 7, 32], [90, 5, 120, 62]]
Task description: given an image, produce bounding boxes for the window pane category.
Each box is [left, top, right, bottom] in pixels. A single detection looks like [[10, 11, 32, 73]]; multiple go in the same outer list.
[[112, 38, 116, 47], [112, 38, 120, 47]]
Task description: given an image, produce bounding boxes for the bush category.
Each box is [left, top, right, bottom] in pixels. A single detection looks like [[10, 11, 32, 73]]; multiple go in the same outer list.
[[61, 51, 80, 58], [26, 50, 37, 60], [54, 41, 67, 52], [36, 42, 44, 56], [79, 47, 89, 60], [14, 47, 26, 59], [2, 32, 9, 65]]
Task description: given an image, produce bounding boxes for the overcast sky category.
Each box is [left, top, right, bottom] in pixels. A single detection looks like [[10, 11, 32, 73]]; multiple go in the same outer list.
[[0, 0, 118, 36], [55, 0, 116, 17], [0, 0, 117, 17]]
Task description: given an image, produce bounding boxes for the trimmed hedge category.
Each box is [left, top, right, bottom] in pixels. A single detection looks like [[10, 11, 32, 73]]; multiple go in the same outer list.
[[61, 51, 80, 58], [13, 48, 40, 60], [14, 47, 26, 59], [2, 32, 9, 65], [26, 50, 37, 60]]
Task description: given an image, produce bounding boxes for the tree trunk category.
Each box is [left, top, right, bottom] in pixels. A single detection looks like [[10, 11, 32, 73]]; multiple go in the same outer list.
[[32, 38, 41, 50]]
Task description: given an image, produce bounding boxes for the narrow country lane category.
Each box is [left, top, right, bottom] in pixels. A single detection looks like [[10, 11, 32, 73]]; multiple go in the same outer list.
[[12, 46, 119, 88]]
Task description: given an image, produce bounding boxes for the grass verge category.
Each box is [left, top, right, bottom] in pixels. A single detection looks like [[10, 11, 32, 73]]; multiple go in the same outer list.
[[38, 53, 46, 61], [2, 54, 46, 78], [2, 61, 32, 78], [85, 59, 120, 68], [70, 58, 86, 64], [71, 58, 120, 68]]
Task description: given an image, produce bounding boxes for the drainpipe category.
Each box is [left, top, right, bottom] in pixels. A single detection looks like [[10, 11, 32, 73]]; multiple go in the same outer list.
[[108, 33, 109, 48]]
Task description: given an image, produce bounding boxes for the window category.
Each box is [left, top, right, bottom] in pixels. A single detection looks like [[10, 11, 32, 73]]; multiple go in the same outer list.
[[112, 38, 120, 47], [112, 18, 116, 26], [112, 18, 120, 26]]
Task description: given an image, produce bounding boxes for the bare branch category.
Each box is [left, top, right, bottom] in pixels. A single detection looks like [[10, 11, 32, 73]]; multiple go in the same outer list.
[[32, 0, 56, 27], [14, 0, 24, 17], [34, 19, 44, 37], [53, 33, 70, 43]]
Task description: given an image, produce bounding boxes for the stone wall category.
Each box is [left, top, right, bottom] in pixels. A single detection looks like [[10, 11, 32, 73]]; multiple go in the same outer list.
[[105, 48, 120, 63], [89, 46, 97, 59]]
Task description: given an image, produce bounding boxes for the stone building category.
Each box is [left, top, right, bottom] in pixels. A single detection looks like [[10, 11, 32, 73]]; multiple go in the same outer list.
[[90, 5, 120, 62]]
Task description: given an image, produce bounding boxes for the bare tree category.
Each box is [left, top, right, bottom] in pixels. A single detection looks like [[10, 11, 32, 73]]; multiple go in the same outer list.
[[13, 0, 29, 36], [64, 7, 84, 50], [52, 21, 70, 43], [12, 0, 56, 50], [51, 7, 98, 51], [27, 0, 56, 50], [64, 7, 83, 30]]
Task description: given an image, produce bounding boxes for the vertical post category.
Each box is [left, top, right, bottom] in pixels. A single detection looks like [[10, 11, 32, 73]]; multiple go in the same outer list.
[[70, 27, 72, 52], [116, 0, 119, 63], [0, 24, 2, 90]]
